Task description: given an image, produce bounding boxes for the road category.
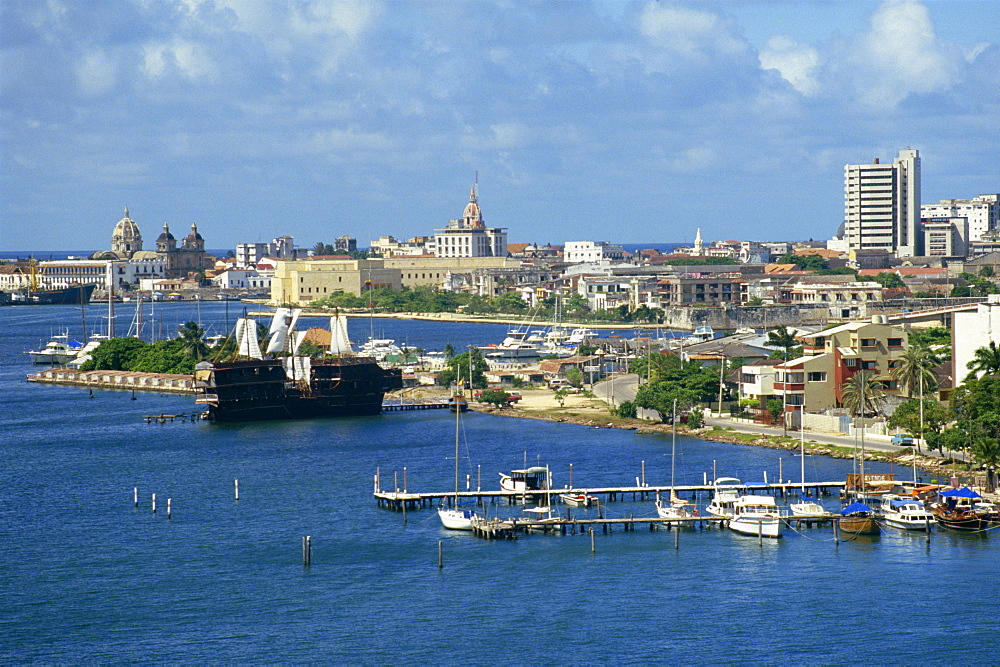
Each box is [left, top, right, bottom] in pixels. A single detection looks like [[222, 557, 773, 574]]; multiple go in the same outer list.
[[595, 374, 966, 462]]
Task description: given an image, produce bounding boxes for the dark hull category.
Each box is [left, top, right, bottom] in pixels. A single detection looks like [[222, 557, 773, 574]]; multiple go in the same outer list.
[[26, 283, 98, 305], [933, 510, 995, 532], [839, 515, 880, 535], [195, 357, 403, 423]]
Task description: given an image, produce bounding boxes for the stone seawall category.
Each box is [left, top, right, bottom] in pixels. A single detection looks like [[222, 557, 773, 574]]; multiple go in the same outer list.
[[28, 369, 197, 394]]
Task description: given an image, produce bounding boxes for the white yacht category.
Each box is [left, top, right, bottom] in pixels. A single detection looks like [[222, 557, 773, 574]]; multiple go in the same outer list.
[[706, 477, 744, 518], [789, 496, 830, 517], [880, 495, 934, 531], [27, 334, 83, 364], [729, 495, 783, 538]]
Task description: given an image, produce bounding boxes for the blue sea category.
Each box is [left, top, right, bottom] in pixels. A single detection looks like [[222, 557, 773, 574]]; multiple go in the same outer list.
[[2, 302, 997, 663]]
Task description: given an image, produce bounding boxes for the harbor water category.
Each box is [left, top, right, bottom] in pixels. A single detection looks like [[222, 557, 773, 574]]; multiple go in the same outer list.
[[2, 302, 996, 662]]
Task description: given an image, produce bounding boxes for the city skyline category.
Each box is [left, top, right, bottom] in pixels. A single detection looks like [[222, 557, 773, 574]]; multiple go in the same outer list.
[[3, 0, 999, 250]]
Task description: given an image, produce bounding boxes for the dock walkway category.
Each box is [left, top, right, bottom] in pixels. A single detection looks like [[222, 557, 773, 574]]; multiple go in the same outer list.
[[374, 480, 846, 511]]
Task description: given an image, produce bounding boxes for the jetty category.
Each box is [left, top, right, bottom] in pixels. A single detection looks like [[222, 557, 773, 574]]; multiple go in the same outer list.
[[27, 368, 196, 393], [374, 479, 847, 511]]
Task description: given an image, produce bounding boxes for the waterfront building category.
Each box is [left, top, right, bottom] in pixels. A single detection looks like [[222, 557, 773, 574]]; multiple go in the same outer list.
[[844, 149, 921, 258], [921, 194, 999, 242], [655, 272, 742, 307], [433, 187, 507, 258], [778, 280, 883, 319], [772, 318, 910, 414], [236, 236, 300, 268]]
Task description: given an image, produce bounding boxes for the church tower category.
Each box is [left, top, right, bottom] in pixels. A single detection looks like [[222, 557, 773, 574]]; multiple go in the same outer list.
[[111, 206, 143, 257], [182, 223, 205, 251], [462, 187, 484, 229], [693, 228, 704, 255], [156, 223, 177, 252]]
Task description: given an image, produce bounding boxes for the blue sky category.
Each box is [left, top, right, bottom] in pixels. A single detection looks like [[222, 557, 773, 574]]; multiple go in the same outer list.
[[2, 0, 998, 252]]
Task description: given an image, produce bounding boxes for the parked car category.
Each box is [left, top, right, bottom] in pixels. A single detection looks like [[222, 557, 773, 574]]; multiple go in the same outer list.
[[891, 433, 915, 446]]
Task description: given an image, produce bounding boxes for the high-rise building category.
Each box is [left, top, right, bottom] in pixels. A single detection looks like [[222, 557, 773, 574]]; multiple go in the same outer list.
[[844, 149, 921, 257]]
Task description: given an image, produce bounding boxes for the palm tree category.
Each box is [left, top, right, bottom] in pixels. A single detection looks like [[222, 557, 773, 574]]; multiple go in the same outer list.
[[766, 325, 797, 356], [890, 345, 939, 398], [967, 341, 1000, 379], [841, 370, 886, 418], [177, 321, 210, 360]]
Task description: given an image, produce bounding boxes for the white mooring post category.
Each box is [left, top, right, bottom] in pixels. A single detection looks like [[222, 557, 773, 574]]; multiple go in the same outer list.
[[151, 493, 156, 514], [234, 479, 239, 501], [167, 498, 172, 519], [133, 487, 138, 508]]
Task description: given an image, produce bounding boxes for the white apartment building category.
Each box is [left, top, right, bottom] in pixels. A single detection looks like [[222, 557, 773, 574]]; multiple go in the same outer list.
[[844, 149, 921, 257], [564, 241, 625, 264], [235, 236, 299, 267], [921, 195, 1000, 242], [953, 295, 1000, 384], [433, 187, 507, 258], [922, 216, 968, 258]]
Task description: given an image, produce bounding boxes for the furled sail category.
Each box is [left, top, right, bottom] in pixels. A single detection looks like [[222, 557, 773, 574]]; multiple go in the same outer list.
[[329, 314, 353, 356], [235, 317, 263, 359], [266, 308, 303, 355]]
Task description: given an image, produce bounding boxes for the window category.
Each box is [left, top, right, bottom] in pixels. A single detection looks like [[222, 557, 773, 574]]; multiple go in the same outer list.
[[786, 394, 804, 406], [807, 372, 827, 382], [888, 338, 902, 348], [860, 338, 877, 348], [845, 359, 858, 367]]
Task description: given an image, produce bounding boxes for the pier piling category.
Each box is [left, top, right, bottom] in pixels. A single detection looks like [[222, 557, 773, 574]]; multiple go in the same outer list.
[[234, 479, 239, 501], [133, 487, 138, 508], [167, 498, 171, 519], [590, 528, 595, 553], [438, 540, 443, 569], [151, 493, 156, 514], [302, 536, 312, 566]]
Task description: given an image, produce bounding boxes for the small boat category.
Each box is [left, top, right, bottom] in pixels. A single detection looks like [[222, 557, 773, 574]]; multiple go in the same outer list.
[[566, 327, 597, 346], [931, 487, 998, 532], [789, 496, 830, 517], [728, 495, 782, 538], [655, 403, 696, 527], [560, 490, 597, 507], [706, 477, 744, 518], [880, 495, 934, 531], [518, 506, 561, 533], [499, 466, 550, 494], [27, 334, 84, 364], [448, 395, 468, 412], [438, 394, 477, 531], [838, 501, 880, 536]]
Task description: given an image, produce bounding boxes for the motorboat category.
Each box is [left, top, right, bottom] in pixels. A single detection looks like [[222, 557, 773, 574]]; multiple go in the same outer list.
[[838, 501, 880, 536], [499, 466, 550, 494], [728, 495, 782, 538], [931, 487, 998, 532], [560, 490, 597, 507], [566, 327, 597, 346], [27, 334, 83, 364], [66, 334, 109, 368], [789, 496, 830, 517], [880, 495, 934, 531], [706, 477, 744, 518], [688, 326, 715, 344]]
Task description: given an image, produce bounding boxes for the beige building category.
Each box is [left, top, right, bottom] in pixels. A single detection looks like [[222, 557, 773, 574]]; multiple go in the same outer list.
[[270, 256, 523, 305]]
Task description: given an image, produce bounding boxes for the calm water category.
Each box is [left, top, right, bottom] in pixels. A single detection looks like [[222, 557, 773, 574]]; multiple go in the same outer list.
[[1, 303, 996, 663]]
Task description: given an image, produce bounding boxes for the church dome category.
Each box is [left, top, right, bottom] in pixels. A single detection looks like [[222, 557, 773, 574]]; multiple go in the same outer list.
[[157, 223, 175, 243], [111, 206, 142, 256], [462, 187, 483, 228], [182, 223, 205, 251]]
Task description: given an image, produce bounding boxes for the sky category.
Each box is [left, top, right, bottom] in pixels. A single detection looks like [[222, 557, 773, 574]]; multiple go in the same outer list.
[[2, 0, 998, 252]]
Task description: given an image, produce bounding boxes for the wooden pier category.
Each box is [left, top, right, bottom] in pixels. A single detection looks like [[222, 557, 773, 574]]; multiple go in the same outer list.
[[381, 399, 452, 412], [374, 480, 847, 511]]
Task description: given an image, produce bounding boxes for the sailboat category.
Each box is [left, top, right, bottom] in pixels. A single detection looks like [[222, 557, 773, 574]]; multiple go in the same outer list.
[[438, 399, 477, 530], [655, 399, 696, 526], [789, 412, 830, 516]]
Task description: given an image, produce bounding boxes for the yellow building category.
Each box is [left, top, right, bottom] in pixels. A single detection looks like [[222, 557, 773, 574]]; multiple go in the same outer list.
[[270, 256, 522, 305]]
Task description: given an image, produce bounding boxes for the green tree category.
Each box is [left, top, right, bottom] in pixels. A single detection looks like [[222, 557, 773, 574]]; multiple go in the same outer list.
[[887, 398, 948, 443], [778, 253, 829, 271], [967, 341, 1000, 379], [841, 370, 887, 417], [980, 266, 995, 278], [478, 389, 513, 407], [437, 349, 488, 389], [745, 296, 764, 307], [614, 400, 637, 419], [554, 387, 569, 407], [176, 321, 210, 360], [494, 291, 527, 312], [565, 367, 584, 388], [766, 326, 797, 356], [79, 337, 148, 371], [634, 383, 699, 423], [871, 272, 905, 288], [890, 345, 939, 398]]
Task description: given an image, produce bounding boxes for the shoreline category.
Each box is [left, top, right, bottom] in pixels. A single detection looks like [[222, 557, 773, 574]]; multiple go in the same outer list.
[[468, 402, 967, 483]]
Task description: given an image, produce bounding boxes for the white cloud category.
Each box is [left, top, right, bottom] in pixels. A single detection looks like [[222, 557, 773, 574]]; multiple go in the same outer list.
[[142, 39, 216, 80], [638, 3, 748, 64], [759, 36, 819, 96], [845, 0, 962, 107], [74, 49, 117, 97]]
